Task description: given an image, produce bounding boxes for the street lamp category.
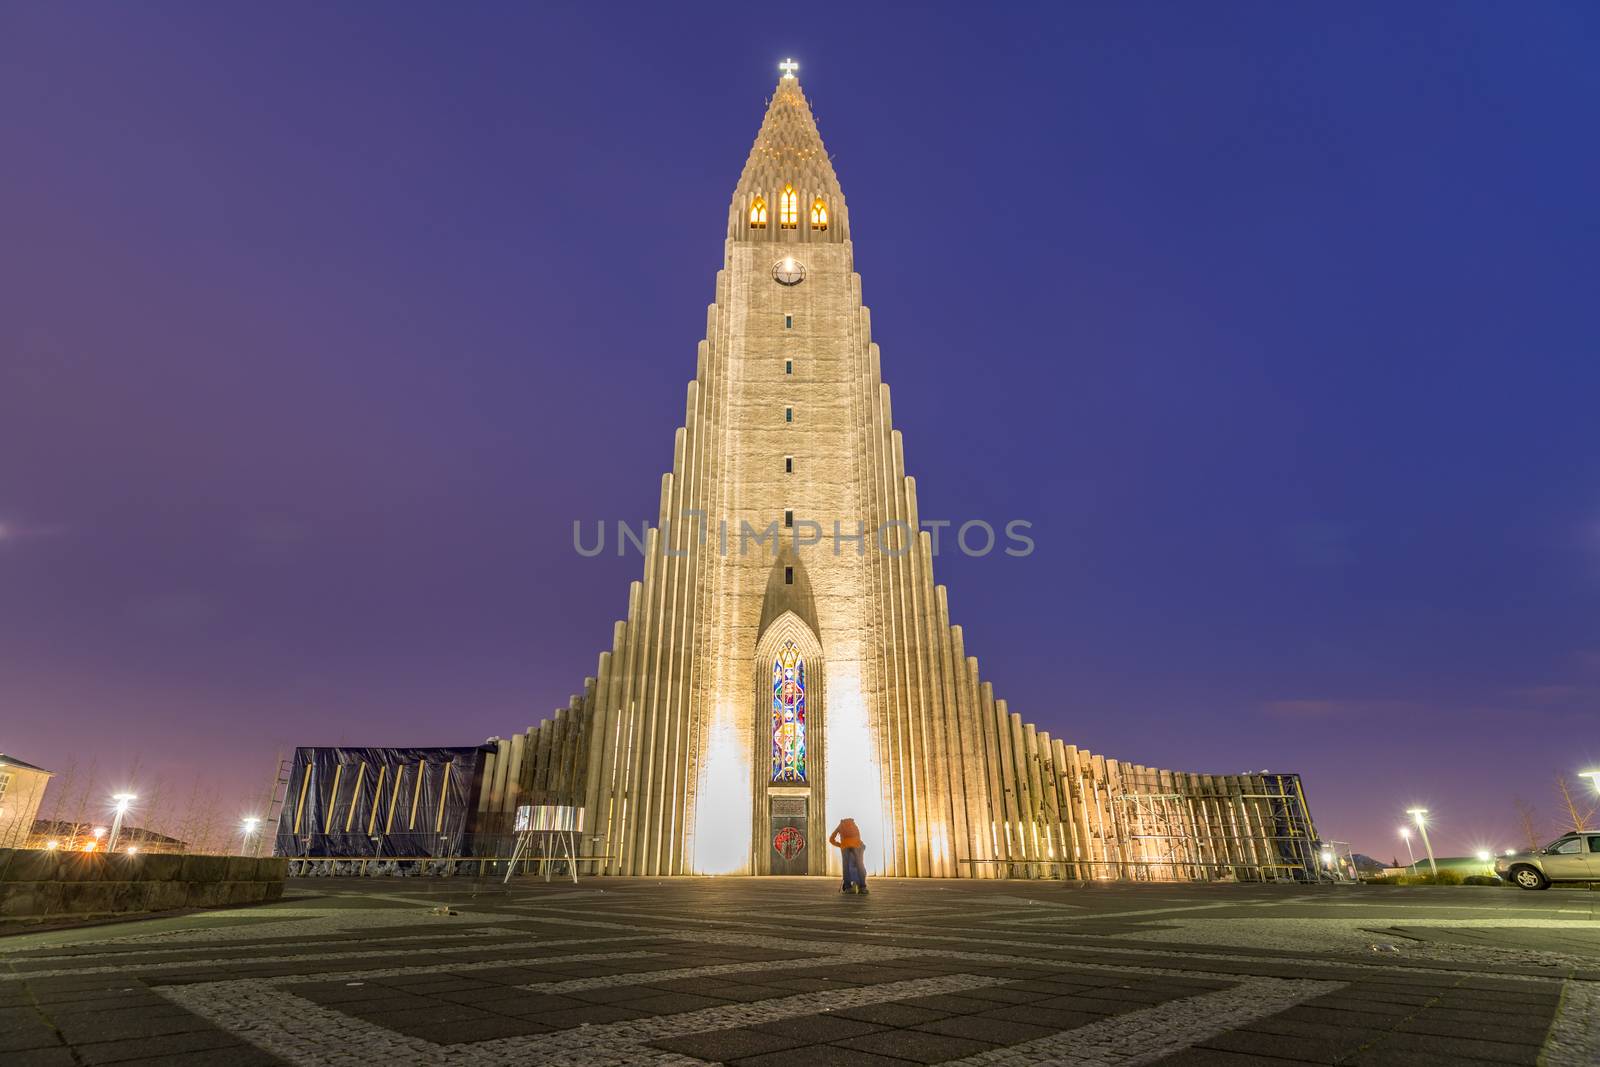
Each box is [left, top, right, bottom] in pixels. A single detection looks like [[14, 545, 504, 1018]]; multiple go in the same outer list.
[[1405, 808, 1438, 879], [240, 817, 262, 857], [1580, 770, 1600, 796], [1399, 826, 1417, 872], [107, 793, 137, 853]]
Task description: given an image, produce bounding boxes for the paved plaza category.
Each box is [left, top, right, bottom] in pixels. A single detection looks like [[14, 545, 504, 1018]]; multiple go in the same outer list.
[[2, 877, 1598, 1066]]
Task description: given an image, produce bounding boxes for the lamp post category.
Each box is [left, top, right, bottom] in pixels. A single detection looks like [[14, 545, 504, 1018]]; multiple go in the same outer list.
[[1399, 826, 1417, 873], [1406, 808, 1438, 879], [240, 817, 262, 857], [107, 793, 137, 853]]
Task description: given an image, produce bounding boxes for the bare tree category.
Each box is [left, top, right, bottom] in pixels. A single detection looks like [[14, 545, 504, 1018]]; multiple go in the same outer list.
[[66, 760, 100, 849], [1553, 775, 1598, 834], [1512, 795, 1543, 850]]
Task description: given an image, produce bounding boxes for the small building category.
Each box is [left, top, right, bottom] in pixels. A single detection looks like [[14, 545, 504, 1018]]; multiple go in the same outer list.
[[0, 754, 54, 849]]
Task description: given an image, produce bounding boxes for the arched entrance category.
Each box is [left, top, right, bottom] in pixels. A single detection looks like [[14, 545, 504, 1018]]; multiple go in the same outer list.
[[753, 612, 824, 874]]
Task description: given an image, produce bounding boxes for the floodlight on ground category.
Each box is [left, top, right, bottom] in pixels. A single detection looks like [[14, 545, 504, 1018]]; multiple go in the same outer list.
[[45, 840, 59, 850], [1474, 850, 1491, 862], [108, 792, 137, 852], [1404, 808, 1438, 878], [240, 816, 264, 857]]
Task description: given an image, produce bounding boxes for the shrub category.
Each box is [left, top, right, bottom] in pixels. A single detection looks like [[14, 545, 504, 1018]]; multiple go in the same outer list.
[[1462, 874, 1503, 886]]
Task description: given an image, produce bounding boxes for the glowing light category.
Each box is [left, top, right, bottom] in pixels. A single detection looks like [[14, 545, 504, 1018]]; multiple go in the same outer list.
[[749, 196, 768, 229], [692, 716, 751, 874], [126, 846, 139, 855], [779, 58, 798, 80], [1504, 849, 1516, 856], [810, 197, 828, 230], [91, 826, 106, 839], [779, 185, 798, 228], [1405, 807, 1428, 824], [45, 840, 59, 850], [822, 663, 888, 875], [82, 840, 97, 852], [1581, 770, 1600, 792], [1398, 826, 1410, 839]]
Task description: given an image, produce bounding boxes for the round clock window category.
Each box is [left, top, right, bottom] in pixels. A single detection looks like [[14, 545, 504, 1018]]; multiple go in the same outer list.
[[772, 257, 806, 286]]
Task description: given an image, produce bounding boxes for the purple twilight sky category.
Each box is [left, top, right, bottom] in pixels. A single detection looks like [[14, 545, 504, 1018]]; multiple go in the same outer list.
[[2, 3, 1598, 860]]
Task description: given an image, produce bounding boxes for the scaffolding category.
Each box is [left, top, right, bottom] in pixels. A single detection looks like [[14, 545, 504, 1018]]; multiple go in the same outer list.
[[1061, 770, 1320, 884]]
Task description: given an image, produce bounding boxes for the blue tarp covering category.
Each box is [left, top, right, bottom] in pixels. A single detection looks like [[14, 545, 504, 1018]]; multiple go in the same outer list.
[[273, 745, 492, 859]]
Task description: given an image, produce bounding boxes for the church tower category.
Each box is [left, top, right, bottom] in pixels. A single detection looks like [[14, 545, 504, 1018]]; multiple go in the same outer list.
[[477, 65, 1318, 881]]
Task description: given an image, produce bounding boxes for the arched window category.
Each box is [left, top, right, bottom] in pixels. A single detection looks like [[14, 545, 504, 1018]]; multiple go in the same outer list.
[[749, 196, 768, 229], [779, 184, 799, 229], [810, 197, 828, 230], [771, 640, 807, 782]]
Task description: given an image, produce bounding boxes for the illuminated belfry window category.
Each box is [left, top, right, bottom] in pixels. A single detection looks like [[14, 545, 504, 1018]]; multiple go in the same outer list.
[[771, 640, 807, 781], [810, 197, 828, 230], [779, 184, 799, 229], [749, 196, 768, 229]]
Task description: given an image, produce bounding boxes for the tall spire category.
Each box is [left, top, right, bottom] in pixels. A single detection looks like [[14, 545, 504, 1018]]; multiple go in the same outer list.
[[728, 62, 848, 244]]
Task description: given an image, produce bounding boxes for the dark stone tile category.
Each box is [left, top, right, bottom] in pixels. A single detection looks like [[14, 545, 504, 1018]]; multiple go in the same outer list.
[[748, 1013, 887, 1041], [913, 1013, 1058, 1045], [113, 1048, 284, 1066], [1198, 1029, 1347, 1063], [472, 991, 591, 1014], [691, 982, 796, 1003], [428, 1017, 555, 1043], [649, 1027, 807, 1061], [1356, 1031, 1541, 1065], [961, 985, 1054, 1005], [76, 1030, 249, 1064], [834, 1028, 997, 1063], [729, 1043, 910, 1067], [519, 1003, 649, 1029], [833, 1001, 951, 1027], [616, 991, 731, 1014], [5, 1049, 87, 1067], [897, 993, 1004, 1015], [1154, 1049, 1310, 1065], [0, 1025, 67, 1053], [756, 976, 858, 992], [50, 1010, 220, 1046], [977, 1003, 1106, 1031]]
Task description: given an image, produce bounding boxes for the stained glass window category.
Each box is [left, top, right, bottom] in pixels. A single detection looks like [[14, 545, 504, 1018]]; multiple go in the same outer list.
[[771, 640, 807, 782]]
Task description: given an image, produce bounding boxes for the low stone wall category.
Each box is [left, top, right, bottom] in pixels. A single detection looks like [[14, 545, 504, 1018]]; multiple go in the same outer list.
[[0, 849, 287, 920]]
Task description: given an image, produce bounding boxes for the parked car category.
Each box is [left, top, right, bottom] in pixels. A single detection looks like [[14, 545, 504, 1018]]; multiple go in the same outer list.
[[1495, 831, 1600, 889]]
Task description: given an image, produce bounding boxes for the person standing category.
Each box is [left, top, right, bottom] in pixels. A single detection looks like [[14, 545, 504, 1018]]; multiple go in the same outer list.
[[829, 817, 868, 894]]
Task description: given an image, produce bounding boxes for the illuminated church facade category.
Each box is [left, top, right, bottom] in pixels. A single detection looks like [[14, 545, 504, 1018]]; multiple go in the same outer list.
[[476, 67, 1318, 879]]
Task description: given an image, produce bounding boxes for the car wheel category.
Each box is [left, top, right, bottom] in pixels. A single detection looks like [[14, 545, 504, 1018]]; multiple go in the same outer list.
[[1510, 866, 1548, 890]]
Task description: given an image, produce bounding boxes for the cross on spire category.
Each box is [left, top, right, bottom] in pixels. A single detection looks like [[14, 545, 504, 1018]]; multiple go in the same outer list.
[[779, 58, 799, 80]]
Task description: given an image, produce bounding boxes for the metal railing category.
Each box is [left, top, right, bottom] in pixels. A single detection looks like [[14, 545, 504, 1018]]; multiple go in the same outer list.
[[958, 857, 1312, 882]]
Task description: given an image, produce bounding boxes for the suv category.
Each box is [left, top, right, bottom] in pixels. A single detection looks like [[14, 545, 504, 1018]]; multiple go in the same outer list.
[[1495, 832, 1600, 889]]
